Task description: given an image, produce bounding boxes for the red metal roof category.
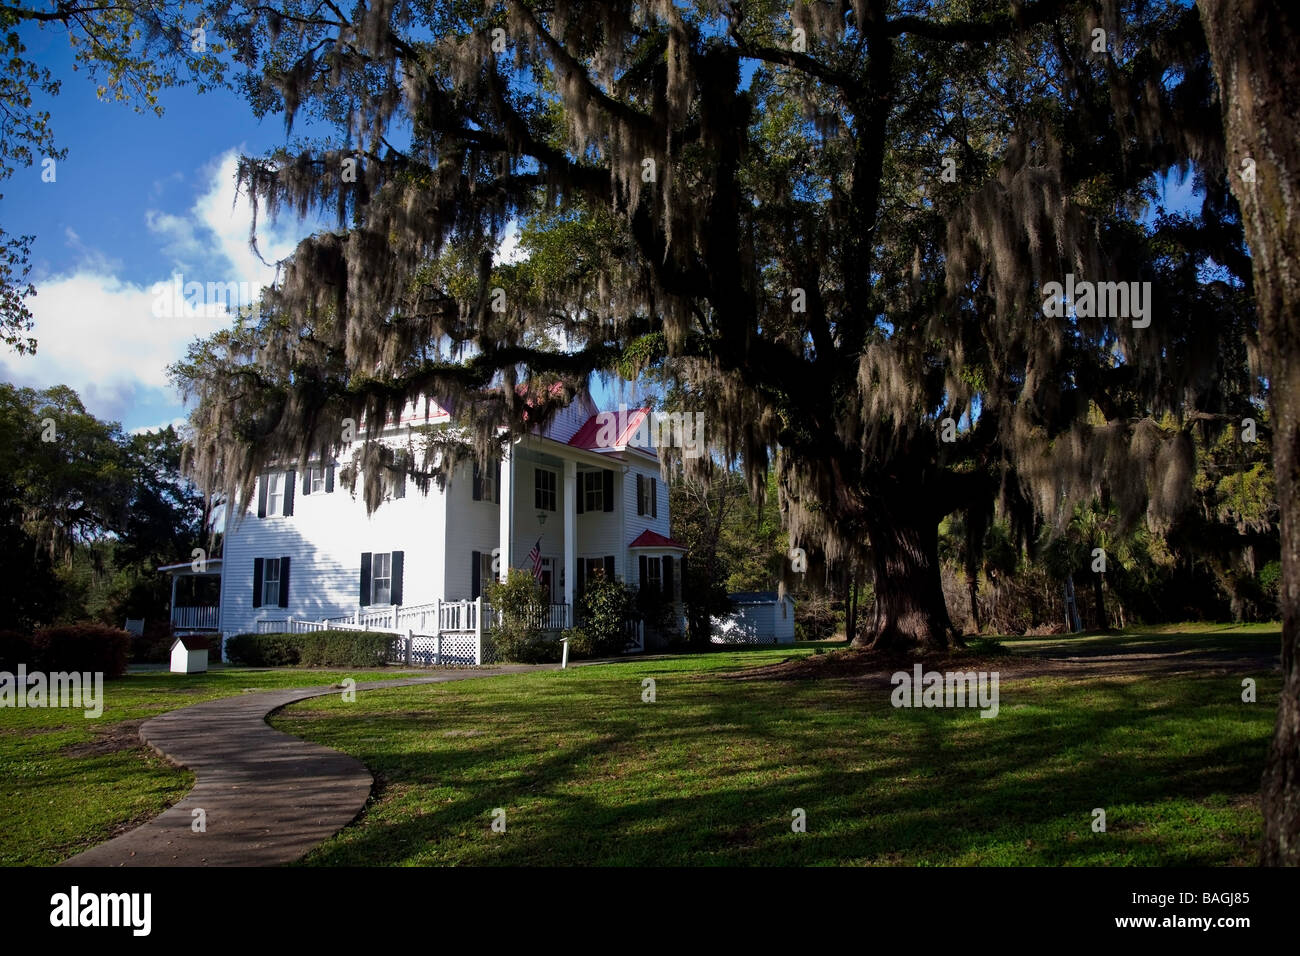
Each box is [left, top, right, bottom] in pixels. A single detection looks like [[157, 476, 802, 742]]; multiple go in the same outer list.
[[628, 529, 687, 550], [568, 408, 655, 453]]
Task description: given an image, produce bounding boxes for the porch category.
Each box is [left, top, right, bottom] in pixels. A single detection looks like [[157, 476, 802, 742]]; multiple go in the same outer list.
[[159, 559, 223, 633]]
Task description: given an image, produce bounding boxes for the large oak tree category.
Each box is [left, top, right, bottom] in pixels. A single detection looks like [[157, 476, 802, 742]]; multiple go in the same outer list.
[[181, 0, 1254, 652]]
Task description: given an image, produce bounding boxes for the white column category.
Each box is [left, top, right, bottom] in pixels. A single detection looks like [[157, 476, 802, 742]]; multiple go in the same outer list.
[[498, 443, 515, 582], [169, 574, 178, 627], [563, 459, 576, 627]]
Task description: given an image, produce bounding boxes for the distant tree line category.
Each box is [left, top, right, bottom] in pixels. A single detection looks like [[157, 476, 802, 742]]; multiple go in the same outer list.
[[0, 382, 210, 632]]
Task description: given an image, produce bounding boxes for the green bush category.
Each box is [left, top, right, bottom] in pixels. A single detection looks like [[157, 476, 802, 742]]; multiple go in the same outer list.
[[486, 570, 556, 663], [561, 627, 594, 658], [29, 624, 131, 677], [580, 572, 639, 657], [224, 631, 398, 667], [1259, 560, 1282, 599]]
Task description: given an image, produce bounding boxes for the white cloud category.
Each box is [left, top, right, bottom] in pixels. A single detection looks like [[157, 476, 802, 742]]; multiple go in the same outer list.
[[8, 150, 315, 426]]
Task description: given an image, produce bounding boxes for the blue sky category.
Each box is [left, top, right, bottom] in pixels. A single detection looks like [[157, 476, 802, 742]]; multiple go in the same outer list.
[[1, 27, 318, 432], [1, 25, 1202, 434]]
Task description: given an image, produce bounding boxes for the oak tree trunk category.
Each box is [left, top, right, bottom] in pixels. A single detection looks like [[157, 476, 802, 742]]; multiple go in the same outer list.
[[857, 509, 957, 652], [1199, 0, 1300, 865]]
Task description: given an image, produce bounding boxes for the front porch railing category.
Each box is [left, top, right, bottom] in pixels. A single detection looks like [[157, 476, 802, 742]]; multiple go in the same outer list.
[[171, 606, 220, 630], [259, 597, 576, 666]]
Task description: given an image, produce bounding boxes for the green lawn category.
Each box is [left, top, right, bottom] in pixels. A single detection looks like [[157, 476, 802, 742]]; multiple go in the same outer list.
[[0, 666, 414, 866], [272, 629, 1282, 866], [0, 628, 1281, 866]]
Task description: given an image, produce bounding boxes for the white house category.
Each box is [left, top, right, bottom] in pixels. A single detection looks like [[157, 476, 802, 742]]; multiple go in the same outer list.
[[169, 635, 210, 673], [174, 394, 689, 664], [711, 591, 797, 645]]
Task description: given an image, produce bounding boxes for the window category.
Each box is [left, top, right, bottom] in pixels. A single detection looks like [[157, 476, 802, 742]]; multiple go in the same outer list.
[[535, 467, 557, 511], [267, 473, 284, 515], [480, 466, 495, 502], [372, 552, 392, 605], [384, 455, 407, 499], [582, 470, 603, 512], [644, 557, 662, 592], [310, 467, 326, 494], [637, 474, 658, 517], [263, 558, 281, 607]]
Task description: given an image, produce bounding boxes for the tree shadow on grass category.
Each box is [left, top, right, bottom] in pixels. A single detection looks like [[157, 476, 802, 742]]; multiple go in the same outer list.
[[281, 667, 1274, 866]]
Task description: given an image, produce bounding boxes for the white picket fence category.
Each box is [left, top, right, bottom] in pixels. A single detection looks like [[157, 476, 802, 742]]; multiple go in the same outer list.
[[257, 599, 494, 665]]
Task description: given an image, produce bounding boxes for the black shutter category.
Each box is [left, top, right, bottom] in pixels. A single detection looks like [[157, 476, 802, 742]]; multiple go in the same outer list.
[[279, 556, 291, 608], [650, 477, 658, 518], [603, 469, 614, 512], [636, 474, 644, 515], [604, 555, 615, 580], [391, 550, 404, 606], [472, 463, 482, 501], [576, 472, 585, 514], [325, 465, 334, 493], [284, 471, 295, 515], [639, 554, 648, 593], [257, 475, 268, 518], [302, 469, 311, 496], [252, 558, 264, 608], [471, 550, 481, 599], [493, 461, 501, 503], [662, 555, 673, 600], [360, 552, 372, 606]]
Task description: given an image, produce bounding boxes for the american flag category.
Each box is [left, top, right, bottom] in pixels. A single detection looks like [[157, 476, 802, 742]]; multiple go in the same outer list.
[[527, 537, 544, 582]]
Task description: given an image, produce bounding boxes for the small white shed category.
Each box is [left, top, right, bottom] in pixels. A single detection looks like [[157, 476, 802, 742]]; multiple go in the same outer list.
[[170, 636, 210, 673], [711, 591, 797, 645]]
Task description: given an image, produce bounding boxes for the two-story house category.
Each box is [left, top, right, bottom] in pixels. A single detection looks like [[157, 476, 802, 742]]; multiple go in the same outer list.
[[169, 394, 688, 664]]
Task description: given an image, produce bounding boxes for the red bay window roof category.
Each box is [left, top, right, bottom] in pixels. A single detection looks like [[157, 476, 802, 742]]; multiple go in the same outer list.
[[628, 530, 687, 551]]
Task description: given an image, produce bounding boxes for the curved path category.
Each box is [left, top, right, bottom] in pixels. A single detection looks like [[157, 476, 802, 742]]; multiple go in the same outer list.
[[61, 667, 545, 867]]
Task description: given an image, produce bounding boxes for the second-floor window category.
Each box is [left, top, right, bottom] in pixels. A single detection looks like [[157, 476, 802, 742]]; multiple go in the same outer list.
[[535, 467, 557, 511], [267, 473, 284, 516], [582, 470, 604, 512], [637, 474, 658, 517], [310, 467, 327, 493]]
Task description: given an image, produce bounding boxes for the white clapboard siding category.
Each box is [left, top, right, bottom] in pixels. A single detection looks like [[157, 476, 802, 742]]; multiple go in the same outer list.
[[220, 458, 447, 636], [442, 460, 501, 599]]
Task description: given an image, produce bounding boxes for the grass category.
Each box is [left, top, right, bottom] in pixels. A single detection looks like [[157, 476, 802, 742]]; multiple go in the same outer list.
[[269, 626, 1283, 866], [0, 665, 415, 866]]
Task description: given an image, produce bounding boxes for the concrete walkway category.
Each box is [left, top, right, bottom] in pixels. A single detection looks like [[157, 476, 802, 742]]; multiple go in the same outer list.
[[61, 666, 545, 867]]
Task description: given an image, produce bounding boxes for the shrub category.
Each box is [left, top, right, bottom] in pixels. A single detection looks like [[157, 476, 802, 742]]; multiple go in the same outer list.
[[1259, 560, 1282, 599], [561, 627, 594, 658], [130, 619, 183, 664], [0, 629, 34, 671], [31, 624, 131, 678], [580, 572, 639, 657], [486, 570, 556, 663], [224, 631, 398, 667], [966, 636, 1010, 656]]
